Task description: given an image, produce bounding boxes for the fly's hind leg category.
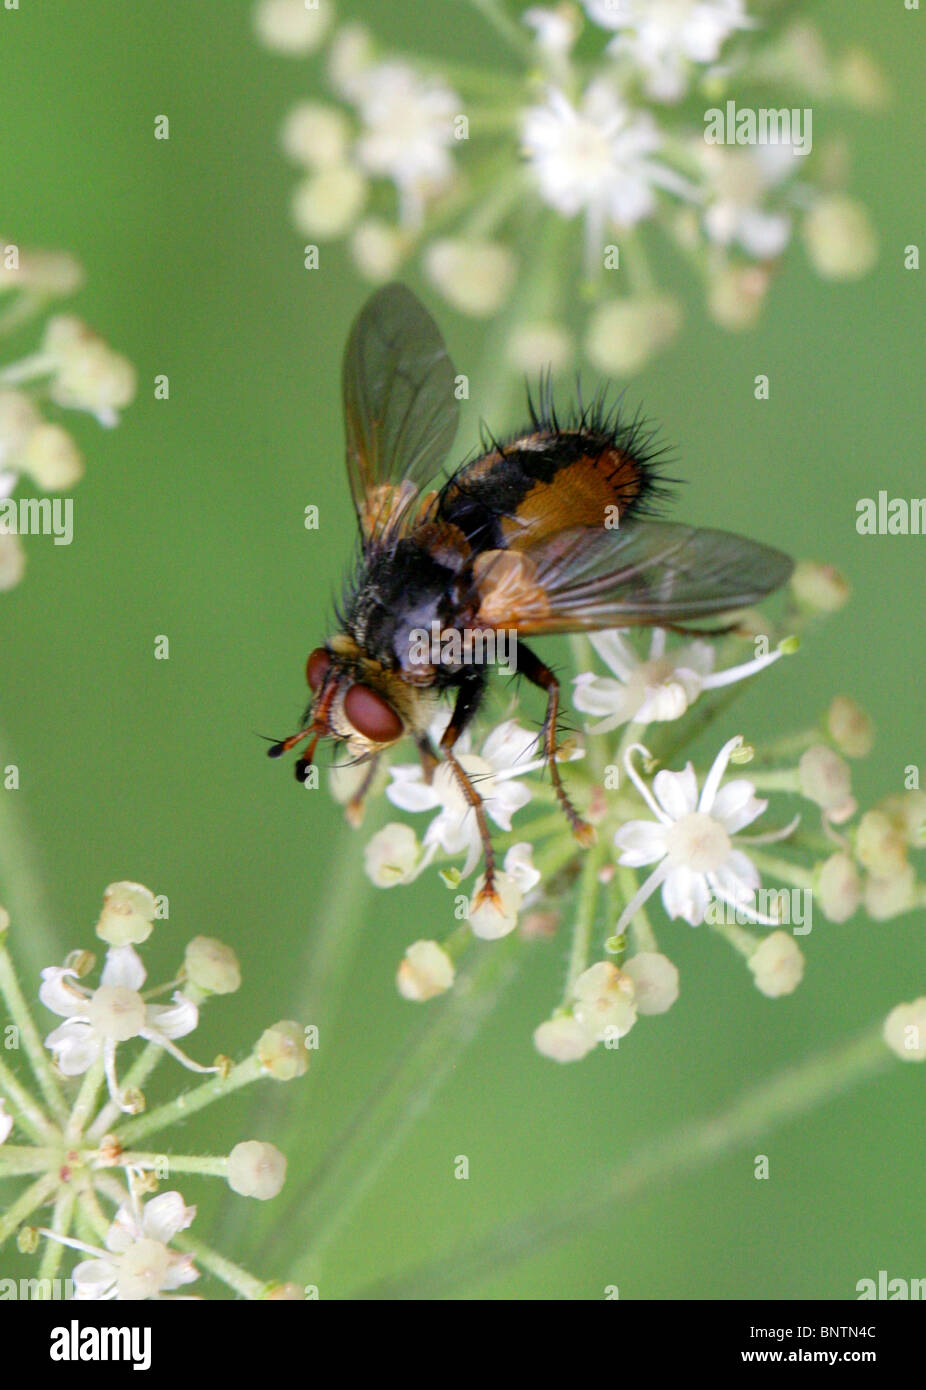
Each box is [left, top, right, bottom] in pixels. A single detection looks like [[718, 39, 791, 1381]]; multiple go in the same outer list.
[[517, 643, 595, 847], [343, 754, 381, 827]]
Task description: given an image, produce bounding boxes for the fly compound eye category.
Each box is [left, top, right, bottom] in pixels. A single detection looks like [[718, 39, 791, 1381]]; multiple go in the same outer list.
[[343, 684, 402, 743], [306, 647, 331, 691]]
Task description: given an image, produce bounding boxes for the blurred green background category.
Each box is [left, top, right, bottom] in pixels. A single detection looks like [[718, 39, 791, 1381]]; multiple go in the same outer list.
[[1, 0, 923, 1298]]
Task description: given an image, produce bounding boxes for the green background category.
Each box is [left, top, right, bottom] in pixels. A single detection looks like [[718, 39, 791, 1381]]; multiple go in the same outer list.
[[1, 0, 923, 1298]]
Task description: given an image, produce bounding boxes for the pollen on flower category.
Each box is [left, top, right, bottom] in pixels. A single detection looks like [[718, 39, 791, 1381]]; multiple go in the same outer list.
[[364, 822, 423, 887], [572, 961, 637, 1041]]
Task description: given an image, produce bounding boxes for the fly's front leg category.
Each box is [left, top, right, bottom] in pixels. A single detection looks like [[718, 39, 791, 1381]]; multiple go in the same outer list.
[[344, 754, 380, 827], [517, 643, 595, 847], [437, 670, 499, 908]]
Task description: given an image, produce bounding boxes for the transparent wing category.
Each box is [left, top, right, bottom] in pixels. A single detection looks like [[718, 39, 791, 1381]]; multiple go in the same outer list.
[[473, 520, 794, 633], [342, 283, 459, 549]]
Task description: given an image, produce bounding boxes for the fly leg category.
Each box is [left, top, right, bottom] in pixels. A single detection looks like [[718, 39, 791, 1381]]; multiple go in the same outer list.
[[517, 643, 595, 847], [436, 671, 499, 908], [343, 754, 381, 827]]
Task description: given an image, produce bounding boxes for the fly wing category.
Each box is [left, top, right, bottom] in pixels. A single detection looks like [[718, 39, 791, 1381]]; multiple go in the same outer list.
[[473, 520, 794, 634], [342, 283, 459, 550]]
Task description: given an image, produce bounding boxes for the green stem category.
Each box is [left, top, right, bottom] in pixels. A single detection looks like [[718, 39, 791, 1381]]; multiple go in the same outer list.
[[467, 0, 533, 60], [64, 1055, 104, 1146], [110, 1055, 263, 1148], [563, 837, 607, 999], [36, 1184, 76, 1294], [0, 1171, 58, 1246], [0, 1051, 58, 1144], [174, 1232, 268, 1300], [0, 1144, 59, 1175], [351, 1027, 891, 1298], [267, 934, 524, 1280], [98, 1151, 228, 1178], [0, 941, 68, 1123]]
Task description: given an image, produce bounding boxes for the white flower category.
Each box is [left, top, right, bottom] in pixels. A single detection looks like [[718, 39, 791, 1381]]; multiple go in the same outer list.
[[397, 940, 456, 1001], [469, 870, 522, 940], [290, 164, 367, 239], [613, 735, 796, 932], [70, 1191, 198, 1300], [533, 1015, 596, 1063], [41, 316, 136, 427], [883, 999, 926, 1063], [573, 628, 785, 733], [424, 239, 517, 318], [699, 144, 795, 259], [226, 1141, 287, 1200], [585, 0, 753, 102], [0, 1098, 12, 1144], [522, 81, 686, 228], [355, 62, 460, 225], [40, 945, 204, 1105], [624, 951, 679, 1013], [584, 294, 682, 376], [802, 194, 878, 281], [364, 822, 427, 887], [503, 842, 542, 895], [747, 930, 804, 998], [524, 6, 579, 60], [280, 101, 351, 168], [253, 0, 333, 55], [387, 718, 561, 877], [572, 961, 637, 1041]]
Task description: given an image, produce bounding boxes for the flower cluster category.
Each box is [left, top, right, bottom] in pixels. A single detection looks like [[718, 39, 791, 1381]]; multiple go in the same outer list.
[[336, 562, 925, 1062], [255, 0, 884, 374], [0, 238, 136, 590], [0, 883, 308, 1299]]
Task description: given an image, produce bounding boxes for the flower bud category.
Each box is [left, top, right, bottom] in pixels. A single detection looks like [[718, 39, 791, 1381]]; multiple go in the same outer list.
[[533, 1015, 595, 1063], [396, 940, 455, 1001], [707, 265, 770, 331], [803, 195, 878, 280], [253, 0, 332, 55], [799, 745, 851, 811], [863, 866, 915, 921], [506, 322, 573, 374], [747, 931, 804, 998], [826, 695, 873, 759], [816, 852, 860, 923], [256, 1020, 309, 1080], [0, 388, 40, 465], [280, 102, 350, 167], [572, 961, 637, 1041], [879, 792, 926, 848], [584, 295, 682, 377], [789, 561, 850, 613], [291, 165, 367, 239], [855, 810, 907, 878], [363, 823, 421, 887], [96, 881, 158, 947], [624, 952, 679, 1015], [227, 1141, 287, 1200], [0, 534, 25, 591], [22, 423, 83, 491], [350, 219, 404, 282], [883, 998, 926, 1062], [184, 936, 241, 995], [425, 239, 517, 317], [43, 317, 137, 425]]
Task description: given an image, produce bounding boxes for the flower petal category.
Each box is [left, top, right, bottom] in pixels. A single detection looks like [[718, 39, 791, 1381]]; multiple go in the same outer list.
[[45, 1020, 99, 1075], [71, 1258, 118, 1299], [38, 967, 86, 1019], [142, 1191, 197, 1243], [145, 993, 198, 1040], [614, 818, 668, 867], [100, 944, 146, 991], [653, 764, 698, 821], [661, 865, 711, 926]]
